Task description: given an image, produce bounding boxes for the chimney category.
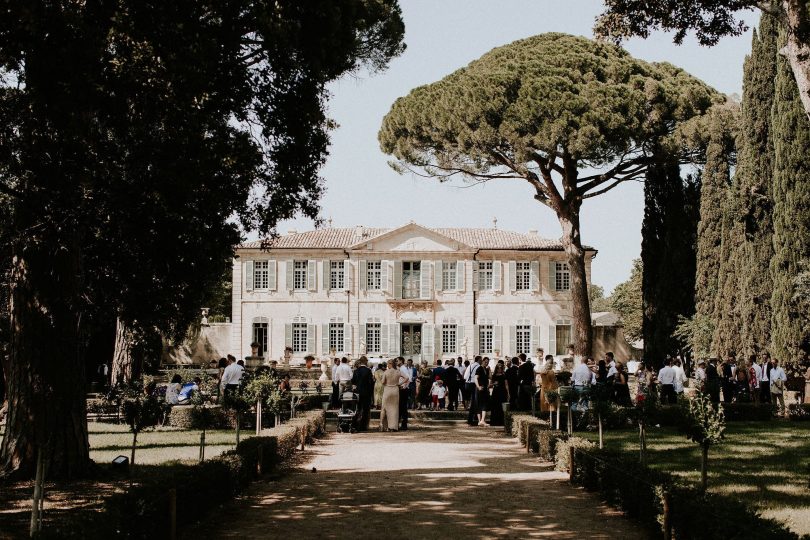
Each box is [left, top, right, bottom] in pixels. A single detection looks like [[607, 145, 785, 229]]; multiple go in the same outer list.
[[528, 229, 538, 236], [355, 225, 364, 237], [287, 229, 297, 235]]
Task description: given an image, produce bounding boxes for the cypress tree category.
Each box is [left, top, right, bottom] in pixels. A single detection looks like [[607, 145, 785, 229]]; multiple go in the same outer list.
[[711, 183, 744, 356], [736, 16, 777, 356], [770, 26, 810, 359]]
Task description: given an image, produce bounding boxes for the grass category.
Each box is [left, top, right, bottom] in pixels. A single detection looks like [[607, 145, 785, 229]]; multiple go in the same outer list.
[[578, 421, 810, 536]]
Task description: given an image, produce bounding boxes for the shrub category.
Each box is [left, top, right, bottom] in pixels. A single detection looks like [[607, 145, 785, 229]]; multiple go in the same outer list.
[[720, 403, 773, 421], [554, 436, 594, 472], [537, 429, 568, 461], [166, 404, 235, 429], [788, 403, 810, 421]]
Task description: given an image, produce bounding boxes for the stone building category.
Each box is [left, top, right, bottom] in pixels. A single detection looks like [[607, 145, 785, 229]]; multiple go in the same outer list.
[[232, 222, 617, 364]]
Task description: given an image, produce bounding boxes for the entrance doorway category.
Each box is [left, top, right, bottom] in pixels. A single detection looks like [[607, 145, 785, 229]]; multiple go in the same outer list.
[[401, 323, 422, 361]]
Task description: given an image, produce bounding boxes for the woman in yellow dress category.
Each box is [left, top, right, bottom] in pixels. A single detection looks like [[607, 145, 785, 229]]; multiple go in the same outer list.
[[381, 359, 407, 431], [539, 360, 559, 416]]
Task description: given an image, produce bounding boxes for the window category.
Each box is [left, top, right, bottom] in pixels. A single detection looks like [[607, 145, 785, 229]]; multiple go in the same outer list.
[[478, 262, 493, 290], [442, 261, 457, 290], [330, 261, 344, 290], [515, 262, 531, 290], [254, 261, 269, 290], [329, 322, 344, 352], [366, 323, 381, 353], [555, 262, 571, 291], [292, 322, 308, 353], [367, 261, 382, 290], [402, 261, 421, 299], [252, 322, 268, 357], [555, 323, 572, 356], [479, 324, 493, 354], [441, 324, 457, 354], [516, 325, 531, 354], [293, 260, 308, 290]]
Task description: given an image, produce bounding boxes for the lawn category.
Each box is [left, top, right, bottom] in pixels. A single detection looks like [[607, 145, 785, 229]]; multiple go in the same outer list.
[[578, 421, 810, 536]]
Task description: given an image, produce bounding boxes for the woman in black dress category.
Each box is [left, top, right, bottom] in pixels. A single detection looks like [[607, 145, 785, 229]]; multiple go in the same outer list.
[[476, 357, 491, 426], [613, 362, 632, 406], [488, 363, 510, 426]]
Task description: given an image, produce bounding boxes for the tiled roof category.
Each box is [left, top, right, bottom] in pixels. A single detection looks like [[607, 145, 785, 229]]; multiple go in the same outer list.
[[240, 225, 593, 251]]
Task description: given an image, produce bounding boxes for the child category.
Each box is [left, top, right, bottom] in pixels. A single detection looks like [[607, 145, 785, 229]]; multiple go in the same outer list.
[[430, 377, 446, 410]]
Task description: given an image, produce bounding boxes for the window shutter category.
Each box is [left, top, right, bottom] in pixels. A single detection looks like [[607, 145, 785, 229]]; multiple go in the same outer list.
[[530, 261, 540, 292], [321, 323, 329, 355], [509, 325, 517, 355], [456, 325, 465, 355], [472, 324, 480, 354], [360, 324, 367, 352], [435, 324, 442, 358], [245, 260, 254, 292], [344, 261, 353, 292], [493, 325, 503, 354], [472, 262, 480, 291], [380, 324, 388, 355], [389, 324, 400, 356], [307, 324, 316, 354], [548, 261, 557, 292], [307, 260, 317, 291], [549, 325, 557, 357], [343, 323, 351, 353], [434, 261, 443, 291], [268, 260, 277, 291], [422, 325, 434, 361], [531, 325, 540, 356], [393, 261, 402, 299], [359, 260, 367, 291], [285, 323, 292, 349], [456, 261, 465, 291], [420, 260, 432, 299], [493, 261, 502, 292], [286, 260, 294, 290], [323, 260, 331, 291], [508, 261, 517, 292], [380, 260, 388, 292]]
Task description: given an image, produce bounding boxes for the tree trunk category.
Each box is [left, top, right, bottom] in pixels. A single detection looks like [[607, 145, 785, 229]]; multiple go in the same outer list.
[[558, 205, 593, 357], [639, 423, 647, 466], [130, 431, 138, 465], [110, 318, 134, 388], [782, 0, 810, 121], [598, 412, 604, 449], [0, 241, 90, 479], [701, 443, 709, 491]]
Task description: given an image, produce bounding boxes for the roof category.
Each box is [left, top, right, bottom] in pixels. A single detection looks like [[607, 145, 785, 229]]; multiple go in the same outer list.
[[591, 312, 621, 326], [240, 224, 594, 251]]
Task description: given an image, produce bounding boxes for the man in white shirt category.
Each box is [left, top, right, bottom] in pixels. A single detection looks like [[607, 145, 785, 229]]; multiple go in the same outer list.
[[397, 357, 411, 430], [465, 356, 481, 426], [572, 360, 595, 387], [769, 359, 787, 414], [220, 355, 244, 399], [759, 354, 772, 404], [658, 359, 677, 404], [335, 357, 354, 396], [606, 352, 618, 379], [673, 358, 687, 395], [330, 358, 341, 408]]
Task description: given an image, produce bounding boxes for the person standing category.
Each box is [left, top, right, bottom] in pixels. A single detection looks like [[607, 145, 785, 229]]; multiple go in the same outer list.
[[694, 360, 707, 392], [407, 359, 418, 409], [476, 357, 491, 426], [442, 360, 461, 411], [381, 359, 406, 432], [330, 358, 341, 408], [760, 353, 772, 404], [417, 361, 433, 409], [748, 355, 761, 404], [613, 362, 632, 407], [465, 356, 481, 426], [488, 362, 509, 426], [705, 358, 721, 404], [373, 363, 385, 409], [505, 357, 520, 410], [398, 357, 412, 430], [721, 354, 736, 403], [673, 358, 687, 398], [335, 357, 353, 396], [351, 356, 374, 431], [539, 357, 560, 415], [220, 355, 244, 399], [770, 359, 787, 415], [517, 353, 535, 410], [657, 358, 677, 405]]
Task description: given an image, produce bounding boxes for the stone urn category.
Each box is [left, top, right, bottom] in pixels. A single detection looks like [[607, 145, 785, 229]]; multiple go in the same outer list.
[[305, 356, 314, 369], [319, 362, 329, 382], [250, 342, 260, 357]]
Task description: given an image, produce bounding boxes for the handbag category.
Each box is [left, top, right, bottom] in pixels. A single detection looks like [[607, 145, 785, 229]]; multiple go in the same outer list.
[[771, 379, 784, 395]]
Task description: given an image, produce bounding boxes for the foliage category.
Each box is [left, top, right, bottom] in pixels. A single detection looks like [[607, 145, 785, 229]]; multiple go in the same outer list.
[[680, 392, 725, 446], [608, 258, 643, 342], [589, 284, 612, 312], [243, 372, 284, 415], [554, 436, 594, 472], [537, 429, 569, 461], [674, 313, 715, 359]]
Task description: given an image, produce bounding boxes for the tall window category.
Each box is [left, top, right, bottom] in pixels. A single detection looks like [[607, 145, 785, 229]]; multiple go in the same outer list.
[[555, 323, 572, 356], [366, 323, 381, 353], [516, 324, 531, 354], [442, 261, 457, 290], [292, 322, 308, 352], [252, 322, 268, 356], [254, 261, 269, 290], [515, 262, 531, 290], [367, 261, 382, 290], [329, 322, 344, 352], [555, 262, 571, 291], [402, 261, 421, 299], [441, 324, 457, 354], [330, 260, 344, 290], [479, 324, 493, 354], [477, 261, 493, 290], [293, 260, 308, 290]]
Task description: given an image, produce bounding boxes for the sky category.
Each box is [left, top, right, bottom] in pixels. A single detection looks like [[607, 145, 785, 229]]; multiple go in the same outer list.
[[270, 0, 759, 294]]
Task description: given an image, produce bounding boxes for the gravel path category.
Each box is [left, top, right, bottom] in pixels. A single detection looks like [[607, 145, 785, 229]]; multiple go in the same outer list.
[[190, 419, 646, 539]]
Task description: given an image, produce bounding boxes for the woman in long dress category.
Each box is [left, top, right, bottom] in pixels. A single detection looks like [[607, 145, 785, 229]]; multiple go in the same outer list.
[[373, 365, 385, 409], [488, 363, 509, 426], [539, 362, 559, 414], [381, 359, 406, 431]]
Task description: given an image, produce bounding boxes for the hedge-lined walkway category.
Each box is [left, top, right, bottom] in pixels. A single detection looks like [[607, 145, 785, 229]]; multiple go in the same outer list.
[[190, 420, 645, 539]]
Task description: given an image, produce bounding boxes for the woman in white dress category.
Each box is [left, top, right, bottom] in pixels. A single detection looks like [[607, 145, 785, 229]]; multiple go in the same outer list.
[[380, 359, 407, 431]]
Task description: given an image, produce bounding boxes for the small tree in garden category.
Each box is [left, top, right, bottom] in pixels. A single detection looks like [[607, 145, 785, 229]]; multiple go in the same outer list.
[[680, 391, 725, 491], [590, 383, 614, 449], [222, 381, 252, 446], [122, 391, 164, 465], [558, 386, 577, 436], [634, 385, 659, 466], [244, 372, 280, 433]]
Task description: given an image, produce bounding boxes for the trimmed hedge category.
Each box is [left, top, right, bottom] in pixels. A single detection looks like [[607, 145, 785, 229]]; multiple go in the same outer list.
[[788, 403, 810, 421], [38, 411, 326, 539], [166, 404, 235, 429], [504, 412, 548, 453], [553, 436, 593, 472], [537, 429, 568, 461]]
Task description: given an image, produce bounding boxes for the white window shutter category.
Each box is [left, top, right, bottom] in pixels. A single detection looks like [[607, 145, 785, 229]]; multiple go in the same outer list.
[[530, 261, 540, 292], [321, 323, 329, 355], [245, 260, 254, 292], [549, 325, 557, 357], [434, 260, 443, 291], [435, 324, 442, 357], [323, 260, 331, 291], [456, 261, 465, 291], [420, 260, 432, 299], [380, 260, 388, 292], [493, 325, 503, 354], [285, 323, 292, 349], [307, 260, 317, 291], [344, 260, 353, 292], [286, 260, 294, 290], [343, 323, 351, 353], [509, 325, 517, 355], [493, 261, 502, 291], [472, 324, 480, 354], [456, 325, 465, 355], [380, 324, 389, 355], [548, 260, 557, 292], [472, 262, 479, 291], [359, 260, 367, 291], [508, 261, 517, 292], [389, 324, 400, 356], [422, 325, 434, 361], [268, 260, 277, 290], [307, 324, 316, 354], [393, 261, 402, 299], [531, 325, 540, 356]]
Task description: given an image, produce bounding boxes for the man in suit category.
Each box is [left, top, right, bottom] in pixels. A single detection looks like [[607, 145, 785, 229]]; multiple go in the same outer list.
[[505, 357, 520, 410], [517, 353, 536, 410], [705, 358, 721, 403], [351, 356, 374, 431], [721, 353, 736, 403], [442, 359, 462, 411]]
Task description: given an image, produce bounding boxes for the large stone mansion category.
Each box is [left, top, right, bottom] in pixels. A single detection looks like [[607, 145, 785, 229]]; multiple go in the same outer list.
[[226, 222, 629, 365]]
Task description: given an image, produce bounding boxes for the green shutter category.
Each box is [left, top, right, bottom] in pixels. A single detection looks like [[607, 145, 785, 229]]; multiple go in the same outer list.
[[245, 260, 254, 291]]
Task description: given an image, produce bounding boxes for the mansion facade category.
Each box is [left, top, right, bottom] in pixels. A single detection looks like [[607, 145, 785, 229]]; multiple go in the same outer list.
[[231, 223, 597, 364]]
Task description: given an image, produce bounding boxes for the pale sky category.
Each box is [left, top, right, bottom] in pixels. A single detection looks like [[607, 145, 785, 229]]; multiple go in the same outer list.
[[271, 0, 758, 293]]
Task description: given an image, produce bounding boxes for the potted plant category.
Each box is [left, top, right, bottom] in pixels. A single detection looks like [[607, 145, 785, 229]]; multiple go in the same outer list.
[[304, 354, 315, 369], [557, 386, 576, 435], [250, 341, 260, 357]]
